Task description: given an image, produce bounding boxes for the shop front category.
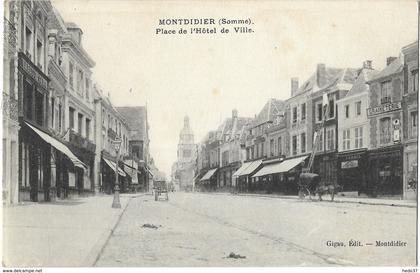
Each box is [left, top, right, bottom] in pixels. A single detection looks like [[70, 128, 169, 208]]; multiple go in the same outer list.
[[337, 149, 368, 195], [199, 168, 218, 191], [252, 156, 307, 194], [101, 156, 127, 194], [313, 151, 338, 186], [368, 145, 403, 197]]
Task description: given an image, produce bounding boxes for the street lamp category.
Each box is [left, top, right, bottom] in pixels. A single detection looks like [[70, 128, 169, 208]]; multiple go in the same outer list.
[[111, 137, 122, 208]]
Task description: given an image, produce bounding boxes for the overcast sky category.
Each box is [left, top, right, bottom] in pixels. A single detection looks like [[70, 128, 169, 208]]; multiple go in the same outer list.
[[51, 0, 417, 176]]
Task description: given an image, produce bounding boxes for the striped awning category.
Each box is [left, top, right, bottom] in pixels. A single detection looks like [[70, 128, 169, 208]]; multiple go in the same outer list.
[[200, 168, 218, 181], [26, 122, 86, 170], [232, 161, 253, 177], [252, 156, 307, 178], [103, 158, 126, 177]]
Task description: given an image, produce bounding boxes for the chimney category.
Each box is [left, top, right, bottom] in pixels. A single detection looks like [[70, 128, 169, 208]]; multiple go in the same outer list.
[[363, 60, 372, 69], [317, 63, 327, 88], [291, 77, 299, 97], [232, 109, 238, 119], [386, 56, 397, 66]]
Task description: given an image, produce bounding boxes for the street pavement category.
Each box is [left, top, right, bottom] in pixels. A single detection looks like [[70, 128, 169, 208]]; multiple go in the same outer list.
[[96, 192, 417, 267], [2, 194, 134, 267]]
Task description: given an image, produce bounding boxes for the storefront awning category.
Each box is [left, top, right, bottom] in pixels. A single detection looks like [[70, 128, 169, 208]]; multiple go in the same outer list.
[[239, 160, 262, 176], [252, 156, 307, 178], [200, 168, 218, 181], [26, 122, 86, 170], [103, 158, 126, 177], [232, 161, 253, 177]]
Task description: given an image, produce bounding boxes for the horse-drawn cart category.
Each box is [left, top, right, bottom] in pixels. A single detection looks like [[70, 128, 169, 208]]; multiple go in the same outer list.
[[298, 173, 339, 201]]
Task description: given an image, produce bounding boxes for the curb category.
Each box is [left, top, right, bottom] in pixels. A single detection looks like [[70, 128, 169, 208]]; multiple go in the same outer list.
[[197, 191, 417, 208], [82, 196, 134, 267]]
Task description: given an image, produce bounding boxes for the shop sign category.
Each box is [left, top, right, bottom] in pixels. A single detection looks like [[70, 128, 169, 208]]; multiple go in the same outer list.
[[18, 54, 48, 90], [367, 101, 402, 117], [341, 160, 358, 169]]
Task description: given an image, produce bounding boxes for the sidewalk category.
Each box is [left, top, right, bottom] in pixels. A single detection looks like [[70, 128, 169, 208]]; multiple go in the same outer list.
[[198, 191, 417, 208], [2, 193, 141, 267]]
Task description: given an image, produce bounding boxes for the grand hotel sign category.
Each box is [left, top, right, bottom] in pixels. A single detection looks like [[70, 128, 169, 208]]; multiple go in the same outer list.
[[18, 52, 48, 90], [367, 101, 402, 117]]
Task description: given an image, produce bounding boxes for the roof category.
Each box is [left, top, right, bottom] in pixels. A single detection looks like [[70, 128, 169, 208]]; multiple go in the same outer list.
[[344, 68, 379, 98], [251, 99, 285, 127], [294, 67, 343, 96], [369, 57, 403, 82], [116, 106, 148, 141]]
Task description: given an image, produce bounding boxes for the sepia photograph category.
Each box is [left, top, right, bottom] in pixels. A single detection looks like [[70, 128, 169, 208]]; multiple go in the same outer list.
[[1, 0, 419, 270]]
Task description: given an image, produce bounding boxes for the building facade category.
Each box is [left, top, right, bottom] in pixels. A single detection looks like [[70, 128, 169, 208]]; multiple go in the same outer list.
[[336, 62, 378, 195], [116, 106, 151, 192], [3, 0, 20, 204]]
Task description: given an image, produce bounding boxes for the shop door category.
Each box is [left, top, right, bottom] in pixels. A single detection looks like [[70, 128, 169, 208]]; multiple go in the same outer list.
[[29, 147, 39, 202]]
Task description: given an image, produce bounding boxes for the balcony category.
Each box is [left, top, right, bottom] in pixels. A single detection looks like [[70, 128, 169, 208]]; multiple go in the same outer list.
[[107, 128, 117, 140], [3, 93, 18, 122], [69, 130, 96, 153], [4, 17, 16, 52], [381, 96, 391, 104]]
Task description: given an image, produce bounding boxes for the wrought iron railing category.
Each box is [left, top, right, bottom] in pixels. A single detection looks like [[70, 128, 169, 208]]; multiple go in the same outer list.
[[69, 129, 96, 153]]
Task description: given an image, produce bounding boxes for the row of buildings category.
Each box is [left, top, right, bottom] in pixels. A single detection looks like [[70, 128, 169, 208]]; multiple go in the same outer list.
[[195, 41, 418, 200], [2, 0, 161, 204]]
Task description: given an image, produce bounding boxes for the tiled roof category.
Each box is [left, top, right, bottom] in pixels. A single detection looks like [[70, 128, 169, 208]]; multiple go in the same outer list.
[[251, 99, 285, 127], [369, 57, 403, 82], [345, 68, 379, 98], [116, 107, 148, 141]]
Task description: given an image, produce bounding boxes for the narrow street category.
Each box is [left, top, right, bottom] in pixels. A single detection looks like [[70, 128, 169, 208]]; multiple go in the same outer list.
[[96, 192, 416, 266]]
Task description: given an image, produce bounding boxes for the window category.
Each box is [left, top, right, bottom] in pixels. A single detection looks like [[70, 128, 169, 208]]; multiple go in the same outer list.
[[36, 39, 43, 68], [342, 129, 350, 150], [35, 91, 44, 126], [355, 127, 363, 148], [301, 133, 306, 153], [78, 113, 83, 135], [69, 107, 75, 130], [317, 131, 323, 152], [261, 142, 265, 157], [270, 139, 274, 157], [85, 78, 90, 99], [51, 98, 55, 128], [255, 145, 259, 158], [301, 103, 306, 120], [345, 105, 350, 118], [317, 103, 323, 122], [246, 148, 250, 160], [292, 135, 297, 156], [410, 111, 418, 138], [379, 117, 391, 144], [355, 101, 362, 116], [77, 69, 84, 94], [412, 69, 419, 93], [328, 98, 335, 118], [69, 62, 74, 88], [24, 81, 33, 119], [292, 107, 297, 123], [86, 118, 91, 140], [380, 81, 392, 104], [58, 104, 62, 132], [327, 129, 334, 150], [25, 27, 32, 58], [278, 137, 282, 156], [222, 151, 229, 166]]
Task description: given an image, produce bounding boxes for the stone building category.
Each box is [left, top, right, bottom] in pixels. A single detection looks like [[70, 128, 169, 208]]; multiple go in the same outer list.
[[336, 62, 379, 195], [401, 41, 418, 200], [366, 56, 405, 196], [93, 86, 131, 194], [3, 0, 20, 204], [60, 21, 96, 196], [116, 106, 151, 192], [310, 65, 359, 186], [173, 116, 197, 191]]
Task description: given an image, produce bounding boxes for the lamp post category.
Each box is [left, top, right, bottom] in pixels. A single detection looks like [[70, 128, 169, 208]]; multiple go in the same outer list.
[[111, 137, 122, 208]]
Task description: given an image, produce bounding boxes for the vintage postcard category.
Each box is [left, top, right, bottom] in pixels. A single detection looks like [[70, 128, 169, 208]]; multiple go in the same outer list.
[[2, 0, 419, 270]]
